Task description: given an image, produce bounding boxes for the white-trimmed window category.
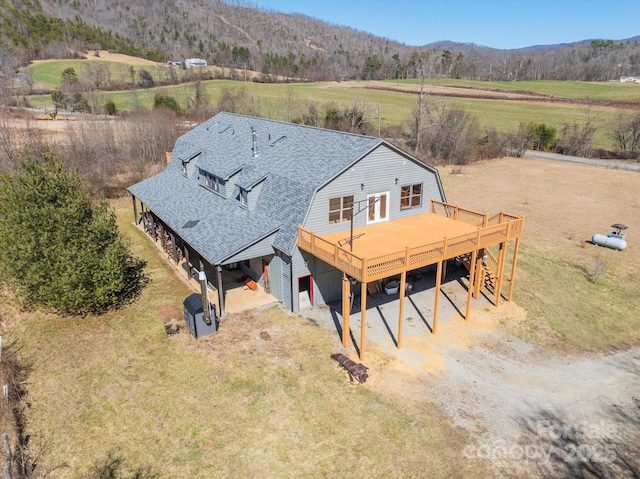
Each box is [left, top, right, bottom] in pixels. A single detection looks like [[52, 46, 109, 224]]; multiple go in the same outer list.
[[329, 195, 354, 224], [400, 183, 422, 210], [205, 172, 220, 193], [182, 161, 188, 176], [240, 188, 248, 207]]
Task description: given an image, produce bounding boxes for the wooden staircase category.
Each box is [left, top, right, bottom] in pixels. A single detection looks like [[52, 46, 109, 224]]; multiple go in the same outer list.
[[458, 249, 498, 292]]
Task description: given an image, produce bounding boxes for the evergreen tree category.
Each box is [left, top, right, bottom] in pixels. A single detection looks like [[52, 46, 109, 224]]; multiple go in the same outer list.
[[0, 154, 141, 313]]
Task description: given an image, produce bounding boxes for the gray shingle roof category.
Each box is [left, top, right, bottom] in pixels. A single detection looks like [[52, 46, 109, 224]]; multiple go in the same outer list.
[[128, 112, 381, 264]]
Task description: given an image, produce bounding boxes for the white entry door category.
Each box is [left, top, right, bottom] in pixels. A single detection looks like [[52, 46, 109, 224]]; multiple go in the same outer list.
[[367, 191, 389, 224]]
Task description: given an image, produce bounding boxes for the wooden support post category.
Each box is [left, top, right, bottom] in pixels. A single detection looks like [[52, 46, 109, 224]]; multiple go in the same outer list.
[[131, 195, 138, 224], [441, 258, 447, 282], [184, 248, 191, 277], [216, 265, 225, 317], [433, 260, 443, 334], [441, 236, 448, 282], [473, 248, 484, 298], [465, 229, 480, 320], [170, 233, 178, 264], [508, 236, 522, 302], [495, 241, 508, 306], [359, 280, 367, 361], [398, 266, 407, 348], [341, 274, 350, 347]]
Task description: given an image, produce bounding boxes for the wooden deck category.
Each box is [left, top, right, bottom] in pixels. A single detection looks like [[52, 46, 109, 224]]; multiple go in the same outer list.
[[297, 200, 525, 360], [298, 200, 524, 283]]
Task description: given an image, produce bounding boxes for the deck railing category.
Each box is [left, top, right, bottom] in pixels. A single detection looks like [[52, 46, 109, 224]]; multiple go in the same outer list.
[[431, 200, 488, 227], [297, 200, 524, 283]]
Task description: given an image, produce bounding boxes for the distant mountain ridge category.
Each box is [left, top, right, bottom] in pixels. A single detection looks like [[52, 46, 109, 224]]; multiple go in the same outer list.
[[1, 0, 638, 82]]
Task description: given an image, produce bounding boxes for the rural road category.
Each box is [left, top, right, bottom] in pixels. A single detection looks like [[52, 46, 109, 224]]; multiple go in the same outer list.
[[525, 150, 640, 172]]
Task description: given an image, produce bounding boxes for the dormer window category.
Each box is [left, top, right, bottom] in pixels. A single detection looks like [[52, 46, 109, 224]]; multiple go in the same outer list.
[[240, 189, 248, 208], [205, 172, 220, 193]]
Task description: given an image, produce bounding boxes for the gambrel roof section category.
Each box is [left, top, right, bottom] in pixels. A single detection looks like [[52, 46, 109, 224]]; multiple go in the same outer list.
[[129, 112, 385, 264]]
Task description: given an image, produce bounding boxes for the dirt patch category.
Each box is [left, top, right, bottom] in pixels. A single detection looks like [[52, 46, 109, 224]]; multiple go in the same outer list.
[[156, 304, 182, 324]]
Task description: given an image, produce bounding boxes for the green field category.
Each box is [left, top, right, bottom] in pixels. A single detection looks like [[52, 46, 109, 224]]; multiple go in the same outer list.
[[392, 78, 640, 103], [25, 58, 640, 151], [28, 59, 169, 89]]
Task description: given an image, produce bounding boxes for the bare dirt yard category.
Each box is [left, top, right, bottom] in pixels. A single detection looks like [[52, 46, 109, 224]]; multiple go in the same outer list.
[[307, 156, 640, 478]]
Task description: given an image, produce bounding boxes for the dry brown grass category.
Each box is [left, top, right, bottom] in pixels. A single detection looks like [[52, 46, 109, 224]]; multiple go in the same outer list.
[[5, 156, 639, 477], [441, 156, 640, 351], [5, 198, 489, 478]]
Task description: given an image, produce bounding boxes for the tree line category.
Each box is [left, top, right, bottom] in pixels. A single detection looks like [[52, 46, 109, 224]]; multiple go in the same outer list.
[[3, 0, 640, 83]]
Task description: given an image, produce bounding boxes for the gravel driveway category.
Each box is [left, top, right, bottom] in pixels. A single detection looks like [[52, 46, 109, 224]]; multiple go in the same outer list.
[[303, 270, 640, 478]]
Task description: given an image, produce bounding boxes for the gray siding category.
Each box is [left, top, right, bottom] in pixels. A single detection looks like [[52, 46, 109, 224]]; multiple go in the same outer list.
[[224, 170, 242, 199], [246, 179, 265, 210], [303, 144, 444, 236], [269, 251, 284, 301], [281, 253, 292, 311], [302, 251, 343, 306], [184, 152, 200, 178], [290, 247, 312, 312], [219, 178, 230, 198]]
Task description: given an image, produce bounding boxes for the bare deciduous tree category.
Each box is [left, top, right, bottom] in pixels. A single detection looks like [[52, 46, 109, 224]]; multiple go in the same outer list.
[[421, 105, 479, 165], [610, 112, 640, 158], [556, 120, 597, 158]]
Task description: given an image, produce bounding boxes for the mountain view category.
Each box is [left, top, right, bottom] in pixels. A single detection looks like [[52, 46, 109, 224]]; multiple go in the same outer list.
[[1, 0, 639, 82]]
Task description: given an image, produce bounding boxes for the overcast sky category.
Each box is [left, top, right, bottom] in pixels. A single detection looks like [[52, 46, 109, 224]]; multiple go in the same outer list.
[[248, 0, 640, 50]]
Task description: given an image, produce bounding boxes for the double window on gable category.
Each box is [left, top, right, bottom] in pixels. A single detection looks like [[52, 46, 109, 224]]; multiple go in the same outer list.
[[400, 183, 422, 210], [329, 195, 353, 224]]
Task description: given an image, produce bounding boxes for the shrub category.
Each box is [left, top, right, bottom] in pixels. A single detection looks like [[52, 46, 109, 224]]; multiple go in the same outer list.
[[154, 93, 181, 113], [0, 154, 142, 313], [105, 99, 117, 115]]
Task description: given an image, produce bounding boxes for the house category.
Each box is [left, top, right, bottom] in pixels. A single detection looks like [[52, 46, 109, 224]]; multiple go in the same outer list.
[[128, 112, 523, 358], [184, 58, 208, 68]]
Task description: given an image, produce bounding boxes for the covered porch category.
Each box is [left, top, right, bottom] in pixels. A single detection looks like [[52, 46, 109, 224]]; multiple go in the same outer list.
[[297, 200, 524, 360], [129, 194, 278, 317]]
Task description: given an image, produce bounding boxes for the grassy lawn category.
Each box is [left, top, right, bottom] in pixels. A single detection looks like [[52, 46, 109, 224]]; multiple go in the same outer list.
[[28, 60, 169, 89], [392, 78, 640, 103], [512, 245, 640, 351], [9, 197, 484, 478]]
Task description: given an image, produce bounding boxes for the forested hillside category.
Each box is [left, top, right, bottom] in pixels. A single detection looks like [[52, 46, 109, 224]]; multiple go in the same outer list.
[[1, 0, 639, 82]]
